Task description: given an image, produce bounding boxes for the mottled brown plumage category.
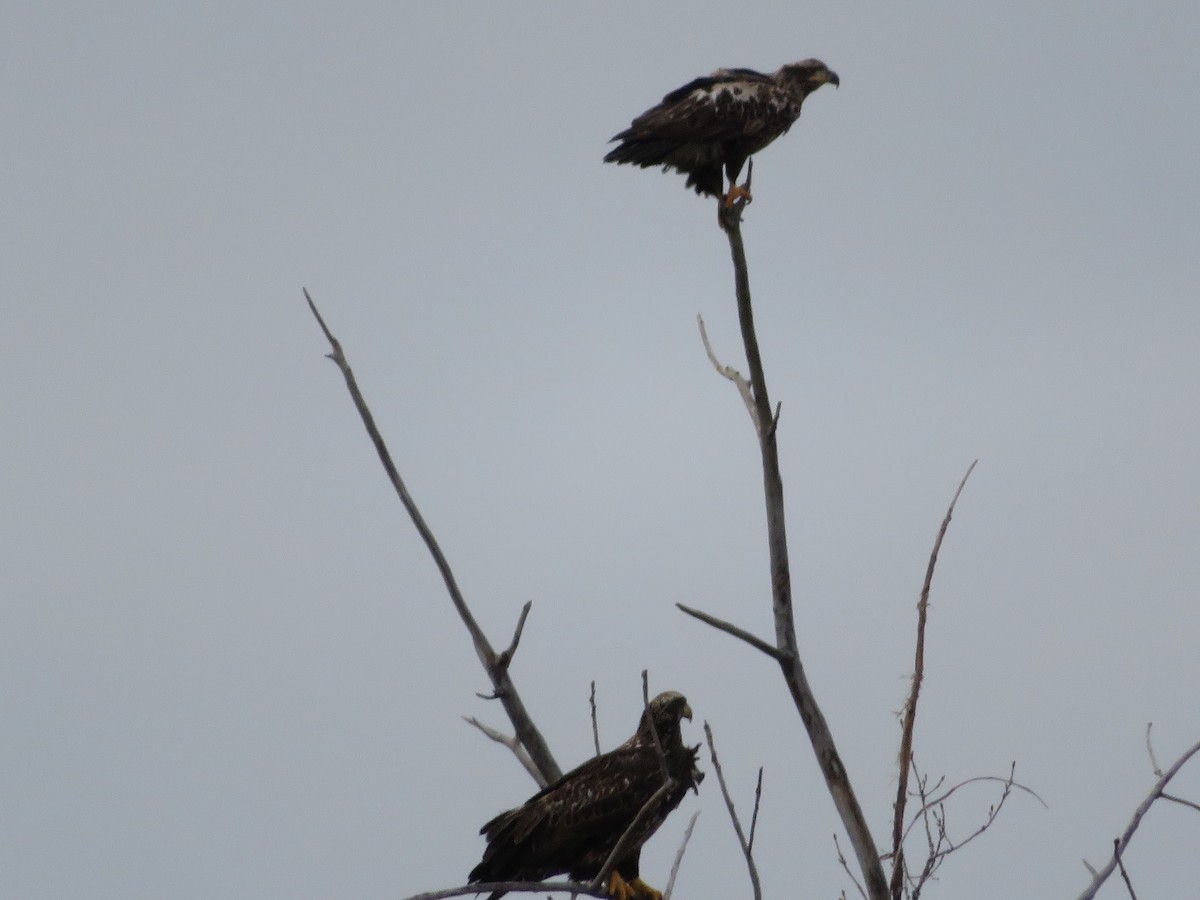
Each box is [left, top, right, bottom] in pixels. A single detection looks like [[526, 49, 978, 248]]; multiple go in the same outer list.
[[468, 692, 701, 900], [604, 59, 839, 203]]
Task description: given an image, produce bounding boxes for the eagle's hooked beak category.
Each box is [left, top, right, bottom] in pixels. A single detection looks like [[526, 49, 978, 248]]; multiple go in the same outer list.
[[681, 703, 693, 721], [825, 70, 840, 88]]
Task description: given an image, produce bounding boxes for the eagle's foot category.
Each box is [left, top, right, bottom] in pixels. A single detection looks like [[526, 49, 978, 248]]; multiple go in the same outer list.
[[629, 877, 663, 900], [722, 183, 753, 208], [607, 871, 662, 900]]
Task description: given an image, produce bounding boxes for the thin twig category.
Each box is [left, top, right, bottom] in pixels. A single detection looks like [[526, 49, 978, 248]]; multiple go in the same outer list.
[[1145, 722, 1161, 776], [747, 767, 764, 854], [1161, 793, 1200, 814], [891, 460, 978, 900], [697, 314, 758, 428], [833, 833, 868, 900], [1114, 839, 1139, 900], [1144, 724, 1200, 811], [1076, 737, 1200, 899], [305, 289, 561, 785], [590, 681, 601, 757], [641, 670, 669, 781], [463, 716, 545, 788], [676, 603, 789, 662], [703, 721, 762, 900], [663, 809, 701, 900], [766, 401, 782, 438], [497, 601, 532, 670], [906, 761, 1019, 896], [904, 774, 1044, 833]]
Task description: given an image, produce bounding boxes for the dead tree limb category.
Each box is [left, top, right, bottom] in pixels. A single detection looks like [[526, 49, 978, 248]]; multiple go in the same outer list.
[[1113, 839, 1139, 900], [305, 288, 561, 785], [747, 766, 764, 854], [889, 460, 977, 898], [1076, 736, 1200, 900], [704, 721, 763, 900], [675, 603, 787, 661], [590, 680, 601, 757], [463, 716, 543, 787], [903, 760, 1026, 898], [683, 214, 888, 899], [663, 809, 702, 900]]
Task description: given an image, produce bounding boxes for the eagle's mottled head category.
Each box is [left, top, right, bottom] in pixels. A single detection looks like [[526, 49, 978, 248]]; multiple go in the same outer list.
[[776, 58, 840, 95], [637, 691, 693, 744]]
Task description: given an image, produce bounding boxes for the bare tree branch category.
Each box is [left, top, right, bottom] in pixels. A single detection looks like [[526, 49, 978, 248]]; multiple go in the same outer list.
[[1113, 839, 1139, 900], [890, 460, 978, 899], [747, 767, 764, 854], [697, 210, 888, 900], [1145, 722, 1162, 776], [1076, 736, 1200, 900], [697, 313, 758, 428], [704, 721, 762, 900], [496, 600, 533, 670], [641, 670, 668, 781], [676, 603, 788, 662], [1144, 723, 1200, 811], [663, 809, 701, 900], [1161, 793, 1200, 814], [590, 680, 601, 758], [305, 289, 561, 784], [901, 771, 1045, 842], [402, 880, 609, 900], [463, 716, 545, 789], [905, 761, 1020, 897], [833, 833, 868, 900]]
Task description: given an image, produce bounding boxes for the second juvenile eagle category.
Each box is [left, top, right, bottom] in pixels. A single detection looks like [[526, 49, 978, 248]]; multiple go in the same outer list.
[[604, 59, 839, 207], [468, 691, 702, 900]]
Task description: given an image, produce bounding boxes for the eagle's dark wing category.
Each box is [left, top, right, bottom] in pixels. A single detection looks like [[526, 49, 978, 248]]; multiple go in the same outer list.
[[658, 67, 773, 105], [469, 743, 661, 891], [613, 69, 780, 145], [604, 69, 800, 197]]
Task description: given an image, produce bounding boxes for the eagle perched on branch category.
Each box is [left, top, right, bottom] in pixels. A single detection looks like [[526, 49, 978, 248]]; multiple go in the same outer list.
[[604, 59, 839, 208], [469, 691, 702, 900]]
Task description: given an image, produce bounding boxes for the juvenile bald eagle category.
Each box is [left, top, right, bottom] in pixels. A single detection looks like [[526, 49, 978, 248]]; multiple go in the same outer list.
[[604, 59, 839, 207], [469, 691, 702, 900]]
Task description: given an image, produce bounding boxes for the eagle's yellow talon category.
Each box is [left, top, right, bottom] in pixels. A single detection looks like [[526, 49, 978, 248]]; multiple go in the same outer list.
[[722, 183, 753, 208], [608, 871, 633, 900], [608, 871, 662, 900], [629, 876, 664, 900]]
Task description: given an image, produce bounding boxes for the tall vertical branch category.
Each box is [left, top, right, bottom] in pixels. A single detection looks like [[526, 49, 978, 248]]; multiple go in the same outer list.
[[718, 217, 889, 900], [889, 460, 977, 898]]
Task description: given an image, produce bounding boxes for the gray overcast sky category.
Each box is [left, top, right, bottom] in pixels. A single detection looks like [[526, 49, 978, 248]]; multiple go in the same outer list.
[[3, 3, 1198, 898]]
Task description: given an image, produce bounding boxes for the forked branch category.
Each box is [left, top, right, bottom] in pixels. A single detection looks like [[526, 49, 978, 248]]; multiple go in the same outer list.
[[305, 289, 561, 785], [685, 211, 888, 899], [1076, 736, 1200, 900], [704, 722, 763, 900]]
